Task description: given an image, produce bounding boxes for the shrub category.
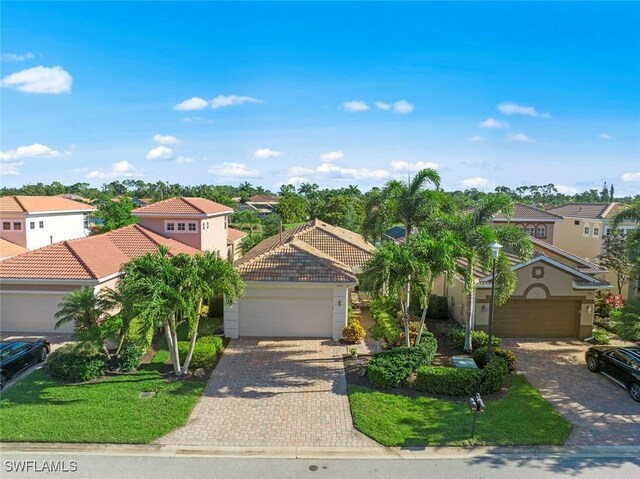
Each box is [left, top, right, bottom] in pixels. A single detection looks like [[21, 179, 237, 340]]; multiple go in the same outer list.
[[117, 342, 146, 372], [177, 336, 224, 370], [367, 333, 438, 388], [399, 321, 425, 347], [427, 295, 449, 319], [448, 327, 502, 350], [415, 356, 508, 396], [591, 327, 611, 345], [474, 347, 517, 372], [342, 317, 366, 343], [611, 301, 640, 342], [48, 344, 107, 383], [370, 297, 402, 346]]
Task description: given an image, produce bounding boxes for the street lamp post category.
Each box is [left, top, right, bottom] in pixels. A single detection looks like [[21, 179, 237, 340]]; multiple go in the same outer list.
[[487, 241, 502, 362]]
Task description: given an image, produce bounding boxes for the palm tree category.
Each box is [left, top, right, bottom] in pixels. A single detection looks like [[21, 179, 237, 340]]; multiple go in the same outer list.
[[611, 199, 640, 273], [451, 193, 534, 351], [298, 182, 319, 198], [54, 287, 112, 356]]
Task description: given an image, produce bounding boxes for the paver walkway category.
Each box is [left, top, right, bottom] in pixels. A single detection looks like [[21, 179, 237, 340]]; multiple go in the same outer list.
[[159, 338, 377, 447], [503, 339, 640, 446]]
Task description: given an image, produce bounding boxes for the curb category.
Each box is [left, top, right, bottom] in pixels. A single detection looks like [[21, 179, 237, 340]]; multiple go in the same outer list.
[[1, 443, 639, 459]]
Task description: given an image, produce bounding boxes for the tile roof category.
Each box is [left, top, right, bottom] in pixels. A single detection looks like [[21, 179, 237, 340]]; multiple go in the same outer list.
[[0, 238, 28, 259], [247, 194, 278, 203], [0, 224, 200, 281], [235, 219, 375, 282], [493, 203, 563, 221], [546, 202, 624, 219], [132, 197, 233, 216], [0, 196, 95, 213], [573, 278, 612, 289], [530, 236, 607, 272], [227, 227, 247, 244]]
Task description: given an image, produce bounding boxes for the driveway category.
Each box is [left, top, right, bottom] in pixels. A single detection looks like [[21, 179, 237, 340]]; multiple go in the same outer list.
[[503, 339, 640, 446], [0, 333, 73, 391], [159, 338, 377, 448]]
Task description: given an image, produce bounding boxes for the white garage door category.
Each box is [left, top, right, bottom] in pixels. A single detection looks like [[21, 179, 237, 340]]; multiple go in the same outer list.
[[238, 286, 333, 337], [1, 292, 75, 333]]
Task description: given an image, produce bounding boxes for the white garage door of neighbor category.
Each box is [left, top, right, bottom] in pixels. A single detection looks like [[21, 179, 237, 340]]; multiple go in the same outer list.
[[238, 287, 333, 337], [1, 292, 75, 333]]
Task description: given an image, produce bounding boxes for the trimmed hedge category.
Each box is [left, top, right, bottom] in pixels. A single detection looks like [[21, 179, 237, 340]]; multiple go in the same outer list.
[[48, 344, 107, 383], [474, 347, 517, 373], [367, 333, 438, 389], [448, 327, 502, 350], [117, 342, 146, 372], [427, 295, 449, 319], [177, 336, 224, 370], [414, 356, 508, 396]]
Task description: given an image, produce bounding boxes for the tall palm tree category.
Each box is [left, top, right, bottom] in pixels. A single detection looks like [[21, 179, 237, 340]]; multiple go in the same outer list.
[[54, 287, 112, 356], [611, 198, 640, 274], [451, 193, 534, 351]]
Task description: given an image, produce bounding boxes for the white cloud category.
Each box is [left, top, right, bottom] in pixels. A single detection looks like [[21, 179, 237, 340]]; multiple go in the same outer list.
[[316, 163, 389, 180], [174, 97, 208, 111], [1, 52, 35, 62], [87, 161, 142, 179], [479, 118, 509, 129], [319, 150, 344, 162], [174, 156, 194, 164], [599, 133, 614, 140], [375, 101, 391, 111], [391, 160, 439, 171], [0, 143, 67, 160], [392, 100, 414, 114], [287, 176, 309, 186], [497, 102, 551, 118], [287, 166, 314, 176], [555, 184, 580, 195], [621, 172, 640, 182], [1, 65, 72, 94], [468, 135, 486, 142], [210, 95, 262, 109], [153, 134, 179, 145], [506, 132, 535, 143], [458, 177, 489, 188], [146, 146, 174, 160], [253, 148, 283, 160], [0, 162, 23, 176], [342, 100, 369, 112], [208, 162, 259, 178]]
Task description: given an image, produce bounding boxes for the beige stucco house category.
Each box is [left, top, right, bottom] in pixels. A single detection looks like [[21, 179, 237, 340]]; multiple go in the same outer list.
[[225, 219, 377, 340]]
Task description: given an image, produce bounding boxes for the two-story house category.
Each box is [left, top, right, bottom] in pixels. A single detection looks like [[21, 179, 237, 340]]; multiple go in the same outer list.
[[0, 196, 95, 251], [0, 197, 244, 333], [492, 203, 564, 243]]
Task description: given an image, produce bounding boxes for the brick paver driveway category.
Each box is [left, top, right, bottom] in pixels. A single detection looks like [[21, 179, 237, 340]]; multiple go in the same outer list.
[[159, 338, 376, 448], [503, 339, 640, 446]]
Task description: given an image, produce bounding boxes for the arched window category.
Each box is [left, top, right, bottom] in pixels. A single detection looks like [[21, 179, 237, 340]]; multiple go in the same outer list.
[[536, 225, 546, 237], [525, 225, 535, 236]]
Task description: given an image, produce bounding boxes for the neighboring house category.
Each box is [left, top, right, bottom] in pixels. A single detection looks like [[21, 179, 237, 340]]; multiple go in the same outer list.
[[0, 196, 95, 250], [0, 224, 201, 333], [0, 238, 28, 261], [132, 197, 153, 207], [238, 194, 279, 216], [56, 193, 92, 204], [385, 225, 610, 339], [492, 203, 564, 244], [227, 227, 247, 261], [382, 226, 407, 245], [224, 219, 377, 339], [0, 197, 239, 334], [131, 197, 233, 256], [546, 202, 638, 299]]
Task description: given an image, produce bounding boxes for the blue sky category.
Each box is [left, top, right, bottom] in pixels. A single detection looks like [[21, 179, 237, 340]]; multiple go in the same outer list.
[[1, 2, 639, 195]]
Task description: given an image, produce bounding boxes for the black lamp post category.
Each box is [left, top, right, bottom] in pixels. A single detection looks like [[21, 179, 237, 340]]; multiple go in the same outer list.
[[487, 240, 502, 362]]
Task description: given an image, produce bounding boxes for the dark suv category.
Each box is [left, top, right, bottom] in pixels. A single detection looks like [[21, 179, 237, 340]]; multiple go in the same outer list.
[[585, 346, 640, 402], [0, 340, 50, 390]]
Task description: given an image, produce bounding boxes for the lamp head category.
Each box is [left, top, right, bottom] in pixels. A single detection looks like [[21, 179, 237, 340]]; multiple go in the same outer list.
[[489, 241, 503, 259]]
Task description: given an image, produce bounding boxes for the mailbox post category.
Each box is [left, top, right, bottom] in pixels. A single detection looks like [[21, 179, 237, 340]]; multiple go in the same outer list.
[[467, 393, 486, 438]]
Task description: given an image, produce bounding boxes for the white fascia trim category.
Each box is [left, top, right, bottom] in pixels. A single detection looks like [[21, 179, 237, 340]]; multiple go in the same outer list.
[[0, 278, 98, 286], [244, 281, 358, 289], [477, 255, 601, 288], [493, 218, 560, 223], [97, 272, 121, 283], [132, 211, 231, 219], [26, 209, 95, 215], [572, 281, 613, 290]]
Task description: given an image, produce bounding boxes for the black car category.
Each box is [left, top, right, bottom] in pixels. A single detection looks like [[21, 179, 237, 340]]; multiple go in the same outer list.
[[0, 340, 50, 390], [586, 346, 640, 402]]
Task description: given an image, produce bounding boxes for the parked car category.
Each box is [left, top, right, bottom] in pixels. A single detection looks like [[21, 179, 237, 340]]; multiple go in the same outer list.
[[0, 339, 51, 390], [585, 346, 640, 402]]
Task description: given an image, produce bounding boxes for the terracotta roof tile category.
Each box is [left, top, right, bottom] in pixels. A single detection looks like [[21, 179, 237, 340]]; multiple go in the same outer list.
[[0, 238, 29, 259], [0, 196, 95, 213], [247, 194, 278, 203], [0, 224, 200, 281], [227, 228, 247, 243], [546, 202, 623, 219], [132, 197, 232, 216], [494, 203, 564, 221]]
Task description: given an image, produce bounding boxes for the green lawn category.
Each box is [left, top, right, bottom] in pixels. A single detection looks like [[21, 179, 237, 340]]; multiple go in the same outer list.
[[348, 375, 571, 446], [0, 352, 204, 444]]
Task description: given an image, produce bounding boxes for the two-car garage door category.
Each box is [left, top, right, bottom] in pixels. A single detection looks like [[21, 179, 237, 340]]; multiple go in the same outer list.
[[493, 299, 580, 338], [1, 291, 75, 333], [238, 287, 333, 337]]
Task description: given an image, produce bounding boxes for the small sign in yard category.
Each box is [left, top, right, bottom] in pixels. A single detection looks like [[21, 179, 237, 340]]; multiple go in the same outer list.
[[138, 391, 156, 399]]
